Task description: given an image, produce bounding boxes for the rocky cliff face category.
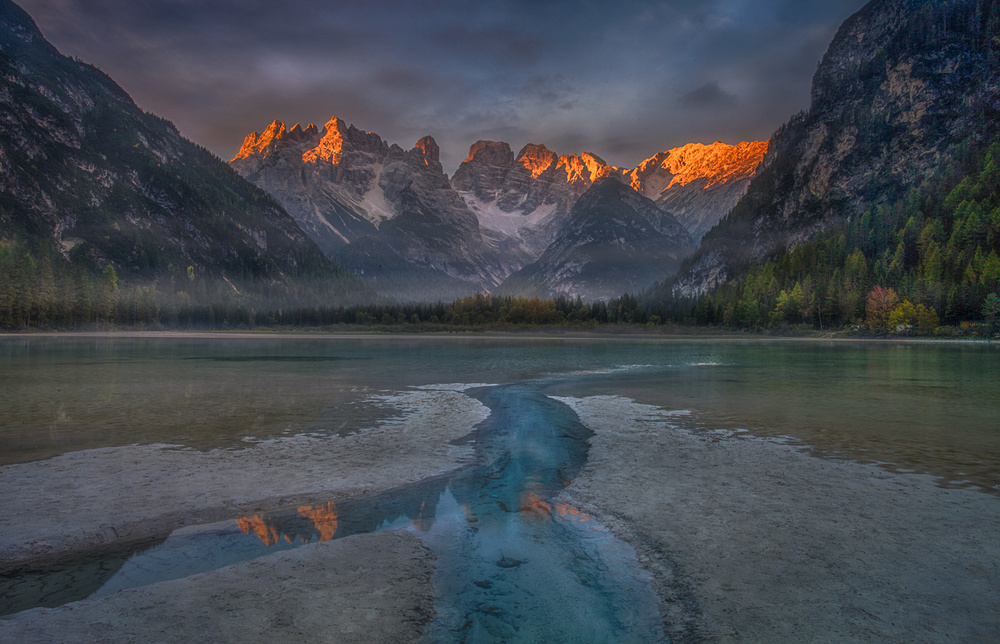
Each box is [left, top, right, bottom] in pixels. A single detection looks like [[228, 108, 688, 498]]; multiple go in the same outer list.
[[0, 0, 345, 288], [676, 0, 1000, 296], [498, 178, 694, 301]]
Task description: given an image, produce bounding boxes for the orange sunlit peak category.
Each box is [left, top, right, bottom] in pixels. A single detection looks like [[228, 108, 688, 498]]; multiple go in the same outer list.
[[559, 152, 615, 184], [628, 140, 769, 191], [231, 120, 288, 162], [301, 119, 346, 165], [518, 144, 557, 178]]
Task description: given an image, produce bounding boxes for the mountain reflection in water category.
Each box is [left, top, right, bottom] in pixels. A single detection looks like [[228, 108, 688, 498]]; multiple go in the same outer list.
[[33, 383, 667, 642], [235, 494, 595, 548]]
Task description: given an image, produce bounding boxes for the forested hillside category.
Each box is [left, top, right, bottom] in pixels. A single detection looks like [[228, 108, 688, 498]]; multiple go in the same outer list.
[[0, 0, 378, 329], [648, 138, 1000, 334]]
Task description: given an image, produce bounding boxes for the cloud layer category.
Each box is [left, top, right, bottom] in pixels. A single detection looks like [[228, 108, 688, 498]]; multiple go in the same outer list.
[[19, 0, 868, 173]]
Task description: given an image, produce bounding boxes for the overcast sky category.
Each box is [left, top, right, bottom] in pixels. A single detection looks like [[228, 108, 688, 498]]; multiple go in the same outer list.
[[19, 0, 868, 173]]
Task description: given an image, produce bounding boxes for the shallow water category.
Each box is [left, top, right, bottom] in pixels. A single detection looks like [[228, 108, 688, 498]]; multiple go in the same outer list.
[[1, 335, 998, 637]]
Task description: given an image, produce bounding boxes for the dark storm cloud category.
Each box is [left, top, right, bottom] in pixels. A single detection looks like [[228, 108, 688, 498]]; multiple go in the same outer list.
[[18, 0, 869, 172], [678, 82, 739, 109], [522, 75, 577, 107], [432, 26, 546, 67]]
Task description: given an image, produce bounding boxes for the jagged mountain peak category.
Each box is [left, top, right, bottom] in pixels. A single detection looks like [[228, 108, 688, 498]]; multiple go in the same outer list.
[[412, 135, 442, 173], [464, 140, 514, 164], [288, 122, 318, 137], [231, 114, 388, 167], [301, 115, 387, 166], [629, 140, 769, 193], [558, 151, 618, 186], [232, 119, 318, 161], [516, 143, 559, 178], [452, 141, 517, 203], [413, 135, 439, 160]]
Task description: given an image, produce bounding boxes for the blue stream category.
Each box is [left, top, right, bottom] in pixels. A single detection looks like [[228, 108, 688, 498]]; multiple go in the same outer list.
[[2, 383, 667, 642]]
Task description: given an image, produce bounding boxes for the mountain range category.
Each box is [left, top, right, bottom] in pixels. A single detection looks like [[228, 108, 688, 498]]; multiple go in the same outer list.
[[0, 0, 768, 308], [4, 0, 996, 328], [231, 119, 766, 301]]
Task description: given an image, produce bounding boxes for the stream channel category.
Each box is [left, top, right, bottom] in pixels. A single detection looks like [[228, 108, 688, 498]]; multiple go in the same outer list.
[[2, 382, 668, 642]]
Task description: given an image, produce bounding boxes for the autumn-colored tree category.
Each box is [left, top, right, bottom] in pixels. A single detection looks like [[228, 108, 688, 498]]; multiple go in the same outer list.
[[887, 300, 918, 333], [865, 286, 899, 333]]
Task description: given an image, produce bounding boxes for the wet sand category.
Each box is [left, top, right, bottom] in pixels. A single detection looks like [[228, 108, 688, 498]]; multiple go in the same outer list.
[[0, 387, 486, 565], [556, 395, 1000, 643], [0, 530, 434, 643]]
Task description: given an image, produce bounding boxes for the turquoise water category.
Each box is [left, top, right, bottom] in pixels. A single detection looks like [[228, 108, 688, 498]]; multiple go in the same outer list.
[[1, 335, 998, 639]]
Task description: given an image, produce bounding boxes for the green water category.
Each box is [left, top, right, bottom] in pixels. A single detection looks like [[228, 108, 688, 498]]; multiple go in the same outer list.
[[2, 335, 997, 492]]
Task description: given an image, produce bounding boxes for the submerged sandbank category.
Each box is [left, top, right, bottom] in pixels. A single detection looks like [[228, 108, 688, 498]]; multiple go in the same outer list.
[[557, 395, 1000, 642], [0, 387, 486, 565], [0, 530, 433, 643]]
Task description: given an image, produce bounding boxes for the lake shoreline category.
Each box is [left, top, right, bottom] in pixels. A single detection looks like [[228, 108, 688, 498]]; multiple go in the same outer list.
[[1, 328, 993, 345]]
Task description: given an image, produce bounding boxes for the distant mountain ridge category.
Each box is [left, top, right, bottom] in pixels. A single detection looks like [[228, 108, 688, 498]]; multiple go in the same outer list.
[[232, 117, 767, 300], [498, 178, 694, 301], [452, 139, 767, 260]]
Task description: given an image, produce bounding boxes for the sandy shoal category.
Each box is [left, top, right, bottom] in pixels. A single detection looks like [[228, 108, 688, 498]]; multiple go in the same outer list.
[[0, 530, 433, 643], [556, 395, 1000, 643], [0, 387, 486, 565]]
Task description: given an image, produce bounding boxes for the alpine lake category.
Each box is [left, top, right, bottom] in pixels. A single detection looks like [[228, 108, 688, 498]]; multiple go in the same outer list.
[[0, 334, 997, 642]]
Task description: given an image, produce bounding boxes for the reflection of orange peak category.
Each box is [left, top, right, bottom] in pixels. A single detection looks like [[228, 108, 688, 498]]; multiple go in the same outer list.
[[236, 515, 279, 546], [554, 502, 591, 522], [519, 491, 552, 519], [297, 501, 339, 542]]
